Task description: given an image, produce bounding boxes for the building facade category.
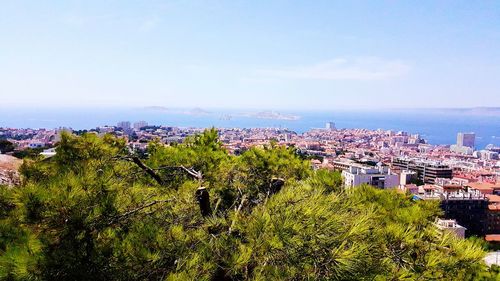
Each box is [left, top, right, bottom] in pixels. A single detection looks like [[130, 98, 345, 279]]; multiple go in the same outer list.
[[439, 193, 488, 237], [434, 218, 466, 239], [133, 121, 148, 130], [392, 157, 453, 184], [457, 132, 476, 149], [342, 163, 399, 189], [325, 122, 336, 130]]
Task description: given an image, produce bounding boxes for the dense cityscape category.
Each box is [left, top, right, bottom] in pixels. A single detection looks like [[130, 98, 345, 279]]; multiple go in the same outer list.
[[2, 121, 500, 248]]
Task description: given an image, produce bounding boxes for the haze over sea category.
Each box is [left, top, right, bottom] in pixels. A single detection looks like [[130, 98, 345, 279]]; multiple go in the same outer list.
[[1, 107, 499, 149]]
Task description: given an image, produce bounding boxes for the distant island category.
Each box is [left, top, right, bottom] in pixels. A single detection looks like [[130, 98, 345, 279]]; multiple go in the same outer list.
[[143, 106, 171, 112], [240, 111, 301, 121], [142, 107, 300, 120], [185, 107, 211, 116], [143, 106, 211, 116]]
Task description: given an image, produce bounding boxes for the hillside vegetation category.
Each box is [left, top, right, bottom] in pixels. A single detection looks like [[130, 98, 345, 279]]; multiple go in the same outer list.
[[0, 130, 497, 280]]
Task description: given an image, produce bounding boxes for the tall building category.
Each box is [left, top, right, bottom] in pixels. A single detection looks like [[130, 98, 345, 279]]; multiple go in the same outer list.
[[451, 132, 476, 154], [392, 157, 453, 184], [117, 121, 132, 135], [457, 132, 475, 148], [54, 127, 73, 142], [133, 121, 148, 130], [440, 194, 488, 237], [325, 122, 336, 130], [417, 188, 490, 237], [117, 121, 131, 130]]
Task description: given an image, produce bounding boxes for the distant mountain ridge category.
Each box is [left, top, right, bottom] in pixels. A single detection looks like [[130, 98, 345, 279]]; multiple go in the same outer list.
[[439, 107, 500, 115], [400, 107, 500, 116]]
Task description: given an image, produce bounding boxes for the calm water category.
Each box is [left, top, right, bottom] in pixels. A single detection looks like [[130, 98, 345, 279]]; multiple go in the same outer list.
[[1, 108, 499, 149]]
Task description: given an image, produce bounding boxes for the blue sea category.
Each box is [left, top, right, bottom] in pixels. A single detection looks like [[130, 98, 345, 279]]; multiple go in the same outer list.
[[1, 107, 499, 149]]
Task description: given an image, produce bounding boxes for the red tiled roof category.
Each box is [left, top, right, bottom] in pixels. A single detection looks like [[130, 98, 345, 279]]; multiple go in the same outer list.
[[485, 234, 500, 242], [486, 195, 500, 203], [469, 182, 499, 190]]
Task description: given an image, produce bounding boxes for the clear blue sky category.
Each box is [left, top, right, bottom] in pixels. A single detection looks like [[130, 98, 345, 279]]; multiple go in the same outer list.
[[1, 0, 499, 110]]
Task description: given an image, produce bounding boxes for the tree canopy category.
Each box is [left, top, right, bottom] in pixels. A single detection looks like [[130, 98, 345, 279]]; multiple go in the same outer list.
[[0, 140, 15, 154], [0, 130, 496, 280]]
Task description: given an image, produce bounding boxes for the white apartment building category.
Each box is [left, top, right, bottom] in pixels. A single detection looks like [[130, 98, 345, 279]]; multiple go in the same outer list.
[[434, 218, 466, 239], [342, 163, 399, 189]]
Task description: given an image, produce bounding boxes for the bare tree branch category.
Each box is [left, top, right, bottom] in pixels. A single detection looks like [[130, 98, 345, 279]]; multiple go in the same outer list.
[[155, 165, 202, 180], [229, 194, 247, 234], [180, 165, 203, 180], [108, 199, 171, 225], [130, 156, 165, 185], [114, 155, 211, 217], [114, 155, 164, 186]]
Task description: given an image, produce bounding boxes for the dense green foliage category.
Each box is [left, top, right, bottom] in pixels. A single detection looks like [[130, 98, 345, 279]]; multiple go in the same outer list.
[[0, 130, 496, 280], [12, 147, 46, 159]]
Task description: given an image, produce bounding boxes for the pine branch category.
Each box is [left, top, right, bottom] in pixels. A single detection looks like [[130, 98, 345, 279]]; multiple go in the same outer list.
[[114, 155, 164, 186], [115, 156, 203, 185], [129, 156, 165, 185], [155, 165, 202, 180], [108, 199, 171, 225]]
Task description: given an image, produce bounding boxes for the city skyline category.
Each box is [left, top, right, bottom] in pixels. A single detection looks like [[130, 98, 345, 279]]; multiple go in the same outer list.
[[1, 1, 500, 109]]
